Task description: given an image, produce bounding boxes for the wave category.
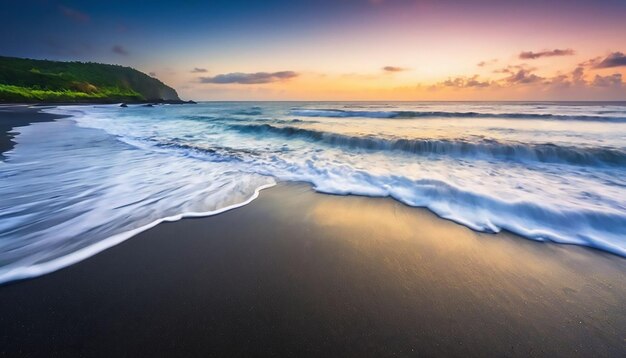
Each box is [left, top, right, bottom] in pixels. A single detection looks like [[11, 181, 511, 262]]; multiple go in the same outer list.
[[182, 115, 306, 125], [228, 123, 626, 166], [311, 176, 626, 257], [233, 107, 263, 115], [0, 183, 276, 284], [290, 109, 626, 122], [14, 105, 623, 276]]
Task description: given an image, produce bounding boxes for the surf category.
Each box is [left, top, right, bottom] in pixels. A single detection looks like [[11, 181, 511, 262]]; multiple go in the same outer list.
[[290, 108, 626, 122]]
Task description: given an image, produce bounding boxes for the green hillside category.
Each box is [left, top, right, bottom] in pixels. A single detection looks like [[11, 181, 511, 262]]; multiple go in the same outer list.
[[0, 56, 181, 103]]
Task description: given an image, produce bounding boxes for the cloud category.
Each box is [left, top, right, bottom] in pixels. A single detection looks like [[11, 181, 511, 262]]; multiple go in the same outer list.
[[592, 73, 622, 87], [594, 52, 626, 68], [519, 48, 575, 60], [571, 66, 585, 84], [199, 71, 299, 84], [493, 67, 513, 74], [577, 57, 601, 68], [547, 74, 571, 88], [382, 66, 407, 72], [112, 45, 129, 56], [431, 57, 621, 94], [59, 5, 90, 23], [545, 66, 589, 88], [492, 65, 542, 85], [477, 59, 498, 67], [494, 65, 520, 74], [493, 64, 534, 75], [441, 75, 491, 88], [191, 67, 208, 73], [504, 69, 543, 84]]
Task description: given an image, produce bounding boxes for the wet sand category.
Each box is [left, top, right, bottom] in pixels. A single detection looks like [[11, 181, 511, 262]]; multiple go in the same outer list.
[[0, 105, 66, 159], [0, 183, 624, 357]]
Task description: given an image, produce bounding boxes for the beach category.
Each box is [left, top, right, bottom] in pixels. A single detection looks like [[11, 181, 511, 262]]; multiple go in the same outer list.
[[3, 0, 626, 355], [0, 106, 625, 357], [0, 179, 624, 355], [0, 105, 65, 159]]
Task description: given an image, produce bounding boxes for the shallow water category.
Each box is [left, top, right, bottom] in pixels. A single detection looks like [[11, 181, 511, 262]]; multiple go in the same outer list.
[[1, 102, 625, 283]]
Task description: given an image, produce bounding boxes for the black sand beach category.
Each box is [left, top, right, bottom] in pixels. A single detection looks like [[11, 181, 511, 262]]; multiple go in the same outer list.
[[0, 180, 624, 357], [0, 105, 66, 159]]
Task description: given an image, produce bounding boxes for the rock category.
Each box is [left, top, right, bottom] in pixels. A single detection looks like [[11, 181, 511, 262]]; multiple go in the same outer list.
[[119, 103, 128, 107]]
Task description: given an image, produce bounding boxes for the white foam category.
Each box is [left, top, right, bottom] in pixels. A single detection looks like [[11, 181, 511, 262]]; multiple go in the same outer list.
[[1, 102, 625, 284], [0, 183, 274, 284]]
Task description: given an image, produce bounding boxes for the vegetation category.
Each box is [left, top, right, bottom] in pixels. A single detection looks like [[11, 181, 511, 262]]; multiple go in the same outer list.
[[0, 56, 180, 103]]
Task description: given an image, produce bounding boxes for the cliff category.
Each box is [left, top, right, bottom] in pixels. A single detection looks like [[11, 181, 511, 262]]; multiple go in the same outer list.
[[0, 56, 182, 103]]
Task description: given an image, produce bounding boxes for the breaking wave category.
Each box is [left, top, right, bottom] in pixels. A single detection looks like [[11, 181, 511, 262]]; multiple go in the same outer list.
[[290, 109, 626, 122], [228, 123, 626, 166]]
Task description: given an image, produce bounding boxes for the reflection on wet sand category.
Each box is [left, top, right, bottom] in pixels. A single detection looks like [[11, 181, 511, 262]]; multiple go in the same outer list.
[[304, 187, 625, 354], [1, 183, 624, 356]]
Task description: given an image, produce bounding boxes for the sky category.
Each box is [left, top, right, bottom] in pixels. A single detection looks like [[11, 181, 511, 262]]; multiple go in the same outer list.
[[2, 0, 626, 100]]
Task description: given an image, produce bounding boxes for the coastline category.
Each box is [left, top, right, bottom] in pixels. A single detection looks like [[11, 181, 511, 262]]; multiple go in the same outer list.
[[1, 105, 625, 356], [0, 102, 191, 160], [0, 105, 67, 159], [1, 182, 624, 356], [0, 99, 195, 105]]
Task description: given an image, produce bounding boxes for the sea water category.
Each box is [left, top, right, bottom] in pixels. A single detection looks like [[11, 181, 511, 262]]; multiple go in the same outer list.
[[1, 102, 625, 283]]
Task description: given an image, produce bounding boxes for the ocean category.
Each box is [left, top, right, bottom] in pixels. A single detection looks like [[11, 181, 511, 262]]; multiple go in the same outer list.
[[1, 102, 625, 283]]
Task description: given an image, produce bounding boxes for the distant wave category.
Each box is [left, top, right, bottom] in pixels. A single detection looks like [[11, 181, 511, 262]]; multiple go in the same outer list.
[[290, 109, 626, 122], [229, 123, 626, 166], [233, 107, 263, 115], [182, 115, 305, 125]]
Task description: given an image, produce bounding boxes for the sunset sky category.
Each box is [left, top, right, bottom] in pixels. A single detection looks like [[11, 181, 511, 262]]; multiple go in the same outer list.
[[2, 0, 626, 100]]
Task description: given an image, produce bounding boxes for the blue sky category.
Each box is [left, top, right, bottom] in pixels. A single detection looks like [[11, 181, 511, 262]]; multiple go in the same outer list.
[[2, 0, 626, 100]]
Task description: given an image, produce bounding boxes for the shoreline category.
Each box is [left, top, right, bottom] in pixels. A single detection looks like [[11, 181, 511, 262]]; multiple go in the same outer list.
[[1, 105, 625, 285], [0, 99, 196, 106], [0, 105, 68, 159], [0, 182, 276, 285], [1, 182, 624, 356], [1, 107, 624, 355]]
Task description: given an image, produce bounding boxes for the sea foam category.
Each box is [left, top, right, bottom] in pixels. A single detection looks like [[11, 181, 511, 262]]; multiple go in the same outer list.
[[0, 102, 625, 284]]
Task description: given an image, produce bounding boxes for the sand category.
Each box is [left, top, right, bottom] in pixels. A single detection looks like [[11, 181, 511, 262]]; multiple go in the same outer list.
[[0, 180, 624, 357], [1, 107, 624, 356], [0, 105, 66, 158]]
